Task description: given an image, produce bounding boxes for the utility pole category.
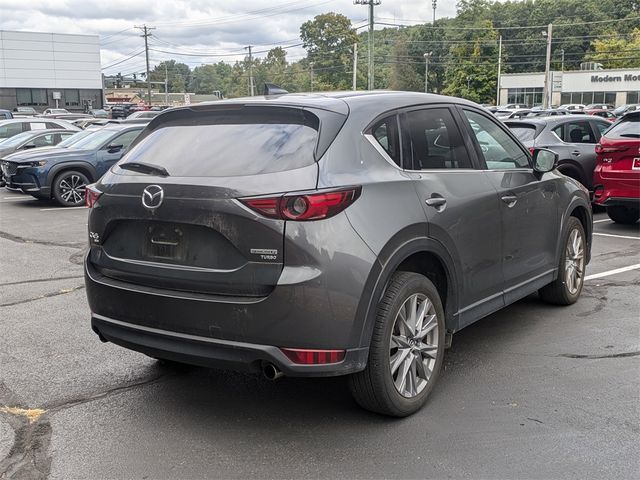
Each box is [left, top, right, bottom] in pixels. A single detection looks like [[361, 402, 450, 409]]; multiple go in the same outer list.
[[560, 48, 565, 72], [134, 25, 155, 106], [352, 43, 358, 90], [245, 45, 255, 96], [423, 52, 432, 93], [432, 0, 437, 24], [355, 0, 381, 90], [542, 23, 553, 109], [164, 63, 169, 105], [310, 62, 314, 92], [496, 35, 502, 106]]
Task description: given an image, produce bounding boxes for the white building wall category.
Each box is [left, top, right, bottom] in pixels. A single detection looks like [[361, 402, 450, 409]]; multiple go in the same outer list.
[[0, 30, 101, 89]]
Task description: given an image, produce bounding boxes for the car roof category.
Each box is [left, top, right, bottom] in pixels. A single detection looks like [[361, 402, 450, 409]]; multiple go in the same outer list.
[[171, 90, 481, 118], [506, 114, 600, 126]]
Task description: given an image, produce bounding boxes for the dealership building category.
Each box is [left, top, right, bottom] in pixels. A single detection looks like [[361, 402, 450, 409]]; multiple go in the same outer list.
[[0, 30, 103, 112], [499, 68, 640, 107]]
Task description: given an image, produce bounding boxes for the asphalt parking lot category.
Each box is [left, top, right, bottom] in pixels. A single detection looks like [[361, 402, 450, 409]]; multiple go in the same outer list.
[[0, 189, 638, 480]]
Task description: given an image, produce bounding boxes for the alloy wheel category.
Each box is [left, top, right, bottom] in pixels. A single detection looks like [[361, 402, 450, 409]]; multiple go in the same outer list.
[[565, 228, 585, 295], [389, 293, 439, 398], [59, 174, 87, 205]]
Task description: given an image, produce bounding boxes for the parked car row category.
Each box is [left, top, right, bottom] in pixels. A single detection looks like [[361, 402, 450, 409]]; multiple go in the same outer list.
[[0, 117, 148, 205], [505, 112, 639, 223]]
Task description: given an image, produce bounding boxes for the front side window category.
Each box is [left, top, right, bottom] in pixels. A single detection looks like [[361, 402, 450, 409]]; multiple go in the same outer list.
[[463, 110, 530, 170], [371, 115, 400, 167], [108, 130, 141, 150], [593, 120, 611, 136], [404, 108, 471, 170], [31, 133, 56, 147]]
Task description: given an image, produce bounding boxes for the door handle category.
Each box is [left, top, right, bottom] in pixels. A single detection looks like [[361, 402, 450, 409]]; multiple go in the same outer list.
[[571, 150, 581, 156], [425, 197, 447, 208], [501, 195, 518, 207]]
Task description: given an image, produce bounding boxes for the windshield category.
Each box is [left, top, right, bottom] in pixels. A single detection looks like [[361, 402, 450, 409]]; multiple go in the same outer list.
[[57, 130, 93, 147], [0, 131, 33, 147], [67, 129, 116, 150], [118, 107, 319, 177]]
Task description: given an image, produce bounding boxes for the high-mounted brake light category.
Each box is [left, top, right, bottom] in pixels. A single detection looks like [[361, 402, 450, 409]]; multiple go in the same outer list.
[[280, 348, 346, 365], [85, 184, 102, 208], [241, 187, 361, 221]]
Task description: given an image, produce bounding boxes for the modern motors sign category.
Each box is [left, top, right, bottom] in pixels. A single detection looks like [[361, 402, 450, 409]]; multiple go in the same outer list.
[[591, 73, 640, 83]]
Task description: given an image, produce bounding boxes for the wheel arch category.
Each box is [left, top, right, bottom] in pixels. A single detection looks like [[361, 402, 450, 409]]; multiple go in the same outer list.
[[47, 161, 97, 189], [354, 226, 461, 350], [556, 160, 586, 186]]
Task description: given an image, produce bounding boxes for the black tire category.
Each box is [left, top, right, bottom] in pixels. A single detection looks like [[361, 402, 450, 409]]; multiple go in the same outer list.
[[606, 206, 639, 225], [52, 170, 90, 207], [539, 217, 586, 305], [348, 272, 445, 417]]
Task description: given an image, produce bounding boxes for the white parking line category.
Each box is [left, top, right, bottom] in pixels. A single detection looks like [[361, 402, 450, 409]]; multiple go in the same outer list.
[[593, 232, 640, 241], [593, 219, 610, 224], [585, 264, 640, 281], [39, 206, 87, 211]]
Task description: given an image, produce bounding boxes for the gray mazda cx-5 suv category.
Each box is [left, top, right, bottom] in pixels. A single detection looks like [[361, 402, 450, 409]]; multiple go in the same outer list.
[[85, 91, 592, 416]]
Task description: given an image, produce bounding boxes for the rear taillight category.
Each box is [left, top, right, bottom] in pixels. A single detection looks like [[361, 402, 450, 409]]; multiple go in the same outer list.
[[595, 143, 629, 154], [241, 187, 361, 221], [85, 184, 102, 208], [528, 147, 535, 156], [280, 348, 346, 364]]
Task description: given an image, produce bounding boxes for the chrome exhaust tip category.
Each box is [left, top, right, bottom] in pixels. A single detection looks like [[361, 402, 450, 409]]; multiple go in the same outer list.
[[262, 363, 284, 380]]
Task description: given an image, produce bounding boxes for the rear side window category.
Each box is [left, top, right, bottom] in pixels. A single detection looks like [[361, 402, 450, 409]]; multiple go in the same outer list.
[[563, 121, 596, 144], [404, 108, 471, 169], [370, 115, 401, 166], [507, 124, 538, 142], [604, 118, 640, 139], [119, 107, 319, 177]]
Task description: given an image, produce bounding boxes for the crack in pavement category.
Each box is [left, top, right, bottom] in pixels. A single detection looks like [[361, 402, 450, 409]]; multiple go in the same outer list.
[[43, 373, 168, 413], [557, 351, 640, 359], [0, 275, 83, 288], [0, 230, 83, 249], [0, 285, 84, 308], [0, 374, 168, 479]]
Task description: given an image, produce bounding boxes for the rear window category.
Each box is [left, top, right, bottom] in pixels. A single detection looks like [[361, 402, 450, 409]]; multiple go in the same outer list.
[[605, 118, 640, 139], [507, 124, 538, 142], [118, 107, 319, 177]]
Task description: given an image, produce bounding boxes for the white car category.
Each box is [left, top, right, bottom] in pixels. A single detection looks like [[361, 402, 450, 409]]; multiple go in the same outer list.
[[42, 108, 70, 116], [558, 104, 586, 111], [0, 118, 80, 140]]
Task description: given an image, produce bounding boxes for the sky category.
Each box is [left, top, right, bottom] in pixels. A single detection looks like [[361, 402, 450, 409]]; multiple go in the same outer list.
[[0, 0, 462, 75]]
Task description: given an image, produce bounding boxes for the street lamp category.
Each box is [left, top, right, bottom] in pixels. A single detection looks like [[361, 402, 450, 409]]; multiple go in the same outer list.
[[423, 52, 432, 93]]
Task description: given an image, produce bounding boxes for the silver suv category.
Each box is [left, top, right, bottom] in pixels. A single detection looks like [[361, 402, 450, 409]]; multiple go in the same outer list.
[[84, 92, 592, 416]]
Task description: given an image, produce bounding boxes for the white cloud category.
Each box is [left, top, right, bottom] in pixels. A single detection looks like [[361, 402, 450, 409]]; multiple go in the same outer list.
[[0, 0, 462, 73]]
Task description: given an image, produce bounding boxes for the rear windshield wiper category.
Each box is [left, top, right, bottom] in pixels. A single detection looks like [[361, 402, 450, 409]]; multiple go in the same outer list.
[[620, 133, 640, 138], [119, 161, 170, 177]]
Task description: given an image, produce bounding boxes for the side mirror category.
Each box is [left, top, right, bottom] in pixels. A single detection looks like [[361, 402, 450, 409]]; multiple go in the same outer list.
[[532, 148, 558, 173], [107, 144, 123, 153]]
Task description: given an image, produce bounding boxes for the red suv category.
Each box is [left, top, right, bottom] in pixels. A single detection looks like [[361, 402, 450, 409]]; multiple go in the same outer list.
[[593, 112, 640, 224]]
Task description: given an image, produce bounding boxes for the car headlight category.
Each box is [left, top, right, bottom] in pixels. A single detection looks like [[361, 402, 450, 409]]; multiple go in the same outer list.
[[24, 160, 48, 168]]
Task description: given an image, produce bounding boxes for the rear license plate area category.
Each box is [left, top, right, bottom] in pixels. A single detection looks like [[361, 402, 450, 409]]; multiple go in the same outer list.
[[143, 224, 185, 261], [632, 158, 640, 170]]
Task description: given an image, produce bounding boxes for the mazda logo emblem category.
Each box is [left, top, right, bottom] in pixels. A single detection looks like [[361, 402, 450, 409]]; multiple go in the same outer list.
[[142, 185, 164, 210]]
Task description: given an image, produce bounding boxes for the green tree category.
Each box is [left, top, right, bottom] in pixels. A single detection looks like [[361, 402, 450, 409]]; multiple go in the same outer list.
[[300, 12, 358, 89], [150, 60, 191, 93], [586, 28, 640, 68]]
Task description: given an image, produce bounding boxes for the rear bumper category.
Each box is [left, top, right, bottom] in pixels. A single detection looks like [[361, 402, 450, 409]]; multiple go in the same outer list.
[[599, 197, 640, 208], [91, 313, 368, 377]]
